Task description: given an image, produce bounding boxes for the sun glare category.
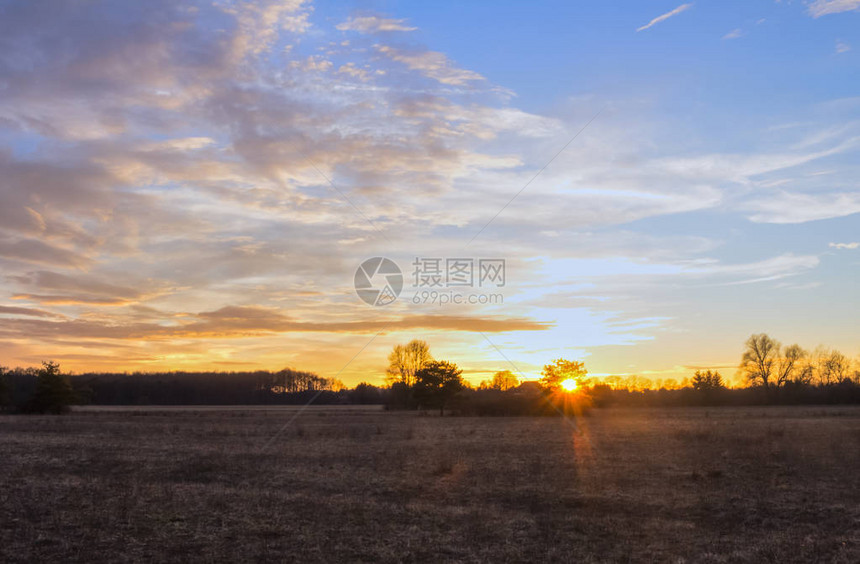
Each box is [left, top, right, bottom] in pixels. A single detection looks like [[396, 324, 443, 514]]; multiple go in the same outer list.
[[560, 378, 578, 392]]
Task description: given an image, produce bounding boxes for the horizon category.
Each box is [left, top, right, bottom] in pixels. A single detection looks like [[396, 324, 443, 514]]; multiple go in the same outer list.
[[3, 334, 849, 390], [1, 0, 859, 387]]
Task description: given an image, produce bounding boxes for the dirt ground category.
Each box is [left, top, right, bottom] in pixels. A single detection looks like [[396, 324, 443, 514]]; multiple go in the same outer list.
[[2, 406, 859, 562]]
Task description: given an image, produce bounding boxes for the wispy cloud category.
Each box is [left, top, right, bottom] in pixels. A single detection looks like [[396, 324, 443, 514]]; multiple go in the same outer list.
[[722, 28, 744, 40], [375, 45, 484, 85], [829, 242, 859, 250], [808, 0, 860, 17], [0, 307, 550, 341], [0, 305, 64, 319], [745, 191, 860, 224], [836, 40, 851, 53], [637, 3, 693, 32], [336, 15, 416, 33]]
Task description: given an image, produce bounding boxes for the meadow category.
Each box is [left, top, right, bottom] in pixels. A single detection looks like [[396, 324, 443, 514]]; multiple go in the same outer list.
[[2, 406, 859, 563]]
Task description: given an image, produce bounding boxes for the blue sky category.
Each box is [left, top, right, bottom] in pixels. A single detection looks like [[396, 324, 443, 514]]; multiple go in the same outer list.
[[320, 1, 857, 110], [0, 0, 857, 385]]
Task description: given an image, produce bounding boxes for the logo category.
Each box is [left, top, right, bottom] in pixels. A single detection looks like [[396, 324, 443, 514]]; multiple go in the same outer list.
[[354, 257, 403, 306]]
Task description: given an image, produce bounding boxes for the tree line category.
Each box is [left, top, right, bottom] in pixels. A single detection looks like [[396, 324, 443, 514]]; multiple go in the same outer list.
[[384, 340, 590, 416], [0, 364, 350, 414], [1, 332, 858, 414], [740, 333, 856, 388], [591, 333, 860, 407]]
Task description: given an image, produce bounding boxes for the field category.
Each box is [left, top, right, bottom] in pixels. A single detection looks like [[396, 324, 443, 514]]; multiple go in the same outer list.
[[2, 406, 860, 563]]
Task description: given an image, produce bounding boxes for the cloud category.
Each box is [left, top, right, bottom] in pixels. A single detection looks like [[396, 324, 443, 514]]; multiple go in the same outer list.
[[829, 242, 859, 249], [189, 306, 549, 335], [375, 45, 484, 85], [836, 40, 851, 54], [0, 305, 63, 319], [808, 0, 860, 17], [0, 238, 92, 268], [533, 253, 819, 289], [6, 270, 173, 307], [0, 306, 549, 342], [11, 271, 143, 299], [12, 294, 139, 306], [744, 191, 860, 224], [289, 55, 333, 72], [337, 63, 370, 81], [636, 3, 693, 32], [225, 0, 313, 56], [722, 28, 744, 40], [688, 254, 820, 285], [336, 15, 416, 33]]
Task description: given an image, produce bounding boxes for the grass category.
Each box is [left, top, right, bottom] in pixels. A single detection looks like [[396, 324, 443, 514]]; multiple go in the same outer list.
[[2, 406, 860, 562]]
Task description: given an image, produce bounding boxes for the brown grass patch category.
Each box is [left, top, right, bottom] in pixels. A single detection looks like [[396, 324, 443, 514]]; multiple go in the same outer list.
[[1, 406, 859, 562]]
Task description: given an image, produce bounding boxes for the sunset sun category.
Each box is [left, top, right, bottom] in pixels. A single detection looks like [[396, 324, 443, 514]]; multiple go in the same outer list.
[[560, 378, 578, 392]]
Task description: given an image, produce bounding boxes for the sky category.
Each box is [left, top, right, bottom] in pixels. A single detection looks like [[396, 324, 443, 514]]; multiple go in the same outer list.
[[0, 0, 858, 386]]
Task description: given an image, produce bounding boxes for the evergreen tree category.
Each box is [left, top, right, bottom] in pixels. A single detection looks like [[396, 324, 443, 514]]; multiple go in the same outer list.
[[414, 360, 464, 416], [26, 361, 76, 414]]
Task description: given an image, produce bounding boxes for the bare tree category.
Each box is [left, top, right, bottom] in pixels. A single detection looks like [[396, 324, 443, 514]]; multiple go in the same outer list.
[[814, 348, 850, 385], [489, 370, 519, 391], [741, 335, 813, 389], [854, 355, 860, 384], [776, 344, 807, 387], [386, 339, 432, 386], [793, 356, 816, 385], [741, 333, 780, 389]]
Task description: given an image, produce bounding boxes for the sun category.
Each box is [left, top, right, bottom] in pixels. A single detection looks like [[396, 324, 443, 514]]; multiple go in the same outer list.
[[560, 378, 578, 392]]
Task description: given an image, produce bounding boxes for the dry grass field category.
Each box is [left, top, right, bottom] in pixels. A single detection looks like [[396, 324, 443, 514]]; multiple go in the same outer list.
[[2, 406, 860, 563]]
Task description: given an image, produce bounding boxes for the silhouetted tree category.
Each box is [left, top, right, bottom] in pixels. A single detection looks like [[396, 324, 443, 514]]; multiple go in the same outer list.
[[775, 344, 807, 387], [350, 382, 386, 404], [814, 348, 851, 385], [270, 367, 334, 393], [691, 370, 724, 391], [386, 381, 413, 410], [489, 370, 519, 391], [414, 360, 464, 416], [25, 361, 76, 414], [741, 333, 780, 389], [540, 359, 587, 391], [0, 366, 11, 411], [386, 339, 432, 386], [792, 352, 816, 385]]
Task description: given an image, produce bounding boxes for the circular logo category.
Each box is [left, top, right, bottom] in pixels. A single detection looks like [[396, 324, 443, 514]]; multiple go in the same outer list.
[[354, 257, 403, 306]]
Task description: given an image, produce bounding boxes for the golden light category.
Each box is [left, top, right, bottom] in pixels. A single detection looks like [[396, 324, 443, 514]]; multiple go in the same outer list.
[[560, 378, 578, 392]]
